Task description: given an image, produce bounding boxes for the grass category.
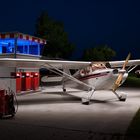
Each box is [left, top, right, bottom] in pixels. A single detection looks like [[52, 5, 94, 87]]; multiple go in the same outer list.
[[125, 108, 140, 139], [123, 75, 140, 139], [123, 75, 140, 87]]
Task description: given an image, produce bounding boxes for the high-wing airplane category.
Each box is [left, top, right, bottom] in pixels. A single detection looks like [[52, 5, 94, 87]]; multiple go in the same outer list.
[[0, 53, 140, 105]]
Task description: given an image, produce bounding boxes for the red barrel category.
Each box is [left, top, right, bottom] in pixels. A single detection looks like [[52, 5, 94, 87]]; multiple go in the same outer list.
[[0, 89, 15, 118], [31, 72, 40, 90], [21, 72, 31, 91], [11, 72, 22, 93]]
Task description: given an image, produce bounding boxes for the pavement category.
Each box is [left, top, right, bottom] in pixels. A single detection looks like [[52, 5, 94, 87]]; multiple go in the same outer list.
[[0, 87, 140, 140]]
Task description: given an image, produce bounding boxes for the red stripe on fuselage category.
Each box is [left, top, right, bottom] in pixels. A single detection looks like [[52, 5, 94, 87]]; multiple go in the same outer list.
[[79, 72, 109, 81]]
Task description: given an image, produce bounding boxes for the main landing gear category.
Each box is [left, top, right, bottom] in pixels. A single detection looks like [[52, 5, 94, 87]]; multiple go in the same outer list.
[[82, 98, 90, 105], [113, 91, 127, 102], [62, 87, 94, 105], [118, 93, 127, 101], [81, 89, 94, 105]]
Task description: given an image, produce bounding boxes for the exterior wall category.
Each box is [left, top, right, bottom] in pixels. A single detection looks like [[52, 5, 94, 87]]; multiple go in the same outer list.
[[0, 32, 45, 93], [0, 67, 40, 94], [0, 79, 16, 93], [0, 54, 41, 59], [17, 68, 39, 72], [0, 67, 16, 93], [0, 67, 15, 77]]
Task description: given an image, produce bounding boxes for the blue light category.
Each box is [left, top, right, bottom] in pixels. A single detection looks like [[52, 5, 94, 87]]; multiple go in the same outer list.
[[0, 39, 15, 53], [17, 39, 40, 55], [0, 38, 44, 56]]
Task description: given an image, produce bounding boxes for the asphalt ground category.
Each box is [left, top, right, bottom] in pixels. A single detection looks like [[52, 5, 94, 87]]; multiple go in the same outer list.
[[0, 87, 140, 140]]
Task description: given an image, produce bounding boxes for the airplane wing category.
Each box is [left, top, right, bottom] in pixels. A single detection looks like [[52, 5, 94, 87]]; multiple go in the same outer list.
[[0, 58, 94, 89], [109, 60, 140, 68], [0, 58, 140, 69], [0, 58, 91, 69]]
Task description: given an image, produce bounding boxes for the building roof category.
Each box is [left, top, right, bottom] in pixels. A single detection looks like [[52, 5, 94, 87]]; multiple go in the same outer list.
[[0, 31, 47, 44]]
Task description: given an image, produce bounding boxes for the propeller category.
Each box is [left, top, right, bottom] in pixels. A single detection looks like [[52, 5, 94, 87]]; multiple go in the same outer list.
[[112, 53, 131, 92]]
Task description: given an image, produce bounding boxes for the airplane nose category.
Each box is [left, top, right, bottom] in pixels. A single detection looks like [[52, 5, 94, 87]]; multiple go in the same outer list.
[[118, 69, 126, 73], [112, 69, 126, 74]]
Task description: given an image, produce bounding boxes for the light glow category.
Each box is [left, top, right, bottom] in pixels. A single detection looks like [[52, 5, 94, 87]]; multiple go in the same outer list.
[[0, 38, 45, 56]]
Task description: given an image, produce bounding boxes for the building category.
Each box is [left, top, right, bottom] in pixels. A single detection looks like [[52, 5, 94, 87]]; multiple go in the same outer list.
[[0, 32, 46, 93]]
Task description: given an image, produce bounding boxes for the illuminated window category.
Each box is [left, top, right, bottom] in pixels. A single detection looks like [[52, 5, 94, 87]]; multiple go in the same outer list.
[[29, 45, 39, 55], [0, 34, 45, 56]]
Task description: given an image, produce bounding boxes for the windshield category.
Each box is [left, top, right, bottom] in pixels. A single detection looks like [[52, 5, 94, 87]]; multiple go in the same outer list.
[[91, 63, 107, 71]]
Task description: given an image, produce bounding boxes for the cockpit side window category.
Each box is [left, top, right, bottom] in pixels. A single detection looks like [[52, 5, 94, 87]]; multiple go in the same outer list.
[[91, 63, 106, 71], [105, 62, 111, 68]]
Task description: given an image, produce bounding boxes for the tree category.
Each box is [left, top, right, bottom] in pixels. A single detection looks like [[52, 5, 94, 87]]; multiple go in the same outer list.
[[35, 12, 75, 59], [82, 44, 116, 61]]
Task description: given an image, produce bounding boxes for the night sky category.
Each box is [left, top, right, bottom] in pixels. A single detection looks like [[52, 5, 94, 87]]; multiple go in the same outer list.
[[0, 0, 140, 59]]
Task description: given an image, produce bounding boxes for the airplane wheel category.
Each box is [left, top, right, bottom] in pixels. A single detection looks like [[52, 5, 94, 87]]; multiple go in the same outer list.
[[63, 89, 66, 92], [119, 94, 127, 102], [82, 101, 90, 105], [82, 98, 90, 105]]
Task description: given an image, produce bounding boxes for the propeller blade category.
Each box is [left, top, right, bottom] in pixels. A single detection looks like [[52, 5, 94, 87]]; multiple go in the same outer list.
[[113, 53, 131, 92], [113, 74, 123, 91], [122, 53, 131, 70]]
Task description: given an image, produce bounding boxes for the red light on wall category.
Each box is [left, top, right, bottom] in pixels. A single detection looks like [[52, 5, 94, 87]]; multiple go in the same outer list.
[[26, 73, 30, 76], [35, 73, 38, 76], [16, 73, 20, 77]]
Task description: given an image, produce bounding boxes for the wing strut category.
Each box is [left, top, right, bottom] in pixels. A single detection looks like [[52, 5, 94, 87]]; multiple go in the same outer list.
[[127, 65, 138, 73], [41, 63, 94, 90], [41, 63, 95, 105]]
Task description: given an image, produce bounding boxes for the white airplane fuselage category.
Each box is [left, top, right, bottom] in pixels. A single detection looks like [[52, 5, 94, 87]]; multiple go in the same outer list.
[[65, 68, 128, 91]]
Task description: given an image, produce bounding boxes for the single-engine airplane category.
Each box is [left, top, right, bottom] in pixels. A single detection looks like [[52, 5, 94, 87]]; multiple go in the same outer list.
[[0, 53, 140, 105]]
